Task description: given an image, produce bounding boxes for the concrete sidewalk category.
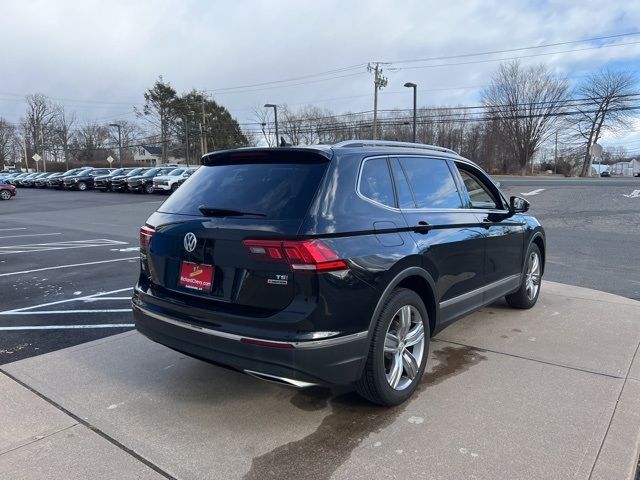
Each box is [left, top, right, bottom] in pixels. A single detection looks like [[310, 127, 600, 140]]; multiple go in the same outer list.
[[1, 281, 639, 480]]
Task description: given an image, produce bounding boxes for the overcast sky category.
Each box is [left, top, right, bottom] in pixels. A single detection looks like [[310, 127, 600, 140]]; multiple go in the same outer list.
[[2, 0, 639, 150]]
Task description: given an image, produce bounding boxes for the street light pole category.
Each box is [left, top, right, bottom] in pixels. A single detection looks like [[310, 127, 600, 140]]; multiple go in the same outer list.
[[109, 123, 123, 168], [264, 104, 279, 146], [404, 82, 417, 143]]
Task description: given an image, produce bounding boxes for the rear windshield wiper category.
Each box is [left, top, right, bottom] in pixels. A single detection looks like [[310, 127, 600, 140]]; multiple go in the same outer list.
[[198, 206, 266, 217]]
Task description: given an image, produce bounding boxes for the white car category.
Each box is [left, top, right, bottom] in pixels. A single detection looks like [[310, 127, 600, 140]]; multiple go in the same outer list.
[[152, 168, 196, 193]]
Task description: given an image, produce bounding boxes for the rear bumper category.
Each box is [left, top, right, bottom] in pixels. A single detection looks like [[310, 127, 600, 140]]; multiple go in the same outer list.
[[132, 291, 369, 386]]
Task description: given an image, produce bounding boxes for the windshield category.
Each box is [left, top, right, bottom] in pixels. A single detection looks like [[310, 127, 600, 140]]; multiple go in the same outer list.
[[126, 168, 144, 176], [142, 168, 161, 177], [167, 169, 184, 176], [109, 168, 125, 176]]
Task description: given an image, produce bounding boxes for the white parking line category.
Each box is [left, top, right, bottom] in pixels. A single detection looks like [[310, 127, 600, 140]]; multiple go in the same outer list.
[[5, 309, 132, 315], [84, 297, 133, 301], [0, 257, 138, 278], [520, 188, 545, 196], [0, 238, 127, 254], [0, 228, 27, 232], [622, 189, 640, 198], [0, 287, 133, 314], [0, 324, 134, 331], [0, 233, 62, 240]]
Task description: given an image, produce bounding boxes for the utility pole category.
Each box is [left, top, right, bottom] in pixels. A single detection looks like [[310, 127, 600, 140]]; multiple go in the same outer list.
[[109, 124, 123, 168], [554, 131, 558, 174], [201, 98, 208, 154], [23, 135, 29, 172], [38, 126, 47, 173], [368, 63, 388, 140], [183, 116, 190, 167]]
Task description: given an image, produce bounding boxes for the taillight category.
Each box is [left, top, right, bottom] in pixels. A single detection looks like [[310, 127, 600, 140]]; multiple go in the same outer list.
[[139, 225, 156, 251], [243, 239, 348, 272]]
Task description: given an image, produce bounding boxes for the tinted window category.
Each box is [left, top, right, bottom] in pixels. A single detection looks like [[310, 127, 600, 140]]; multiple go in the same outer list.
[[167, 169, 184, 176], [127, 168, 144, 176], [398, 157, 462, 209], [160, 161, 327, 219], [359, 158, 395, 208], [390, 159, 416, 208], [457, 168, 499, 209]]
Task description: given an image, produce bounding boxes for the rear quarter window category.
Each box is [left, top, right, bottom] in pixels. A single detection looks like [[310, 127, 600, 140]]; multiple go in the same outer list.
[[358, 157, 395, 208]]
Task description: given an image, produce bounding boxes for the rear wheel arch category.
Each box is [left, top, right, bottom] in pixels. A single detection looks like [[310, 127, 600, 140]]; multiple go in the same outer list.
[[368, 267, 438, 339]]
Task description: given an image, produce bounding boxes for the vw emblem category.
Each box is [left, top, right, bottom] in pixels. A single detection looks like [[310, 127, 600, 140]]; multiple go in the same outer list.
[[183, 232, 197, 253]]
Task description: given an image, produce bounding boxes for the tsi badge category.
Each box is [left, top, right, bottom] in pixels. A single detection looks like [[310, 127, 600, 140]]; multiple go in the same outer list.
[[267, 274, 289, 286]]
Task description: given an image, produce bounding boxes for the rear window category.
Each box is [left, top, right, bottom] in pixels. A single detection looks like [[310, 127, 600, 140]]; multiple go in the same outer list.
[[159, 160, 327, 219]]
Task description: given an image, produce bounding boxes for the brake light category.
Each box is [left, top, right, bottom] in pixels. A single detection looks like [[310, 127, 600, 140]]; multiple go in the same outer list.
[[139, 225, 156, 251], [243, 239, 348, 272]]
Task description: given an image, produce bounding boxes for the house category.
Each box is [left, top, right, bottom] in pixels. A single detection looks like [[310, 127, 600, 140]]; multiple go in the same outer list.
[[134, 146, 162, 165], [612, 159, 640, 176]]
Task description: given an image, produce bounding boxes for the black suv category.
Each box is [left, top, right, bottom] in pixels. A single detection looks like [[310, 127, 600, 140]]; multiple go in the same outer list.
[[133, 141, 545, 406], [48, 168, 85, 189], [110, 167, 148, 192], [95, 168, 134, 192], [63, 168, 113, 190], [126, 167, 174, 193]]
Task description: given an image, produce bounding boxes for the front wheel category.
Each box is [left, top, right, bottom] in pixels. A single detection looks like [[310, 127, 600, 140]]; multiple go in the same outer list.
[[144, 183, 154, 194], [356, 288, 430, 406], [506, 243, 542, 309], [77, 182, 87, 191], [0, 190, 12, 200]]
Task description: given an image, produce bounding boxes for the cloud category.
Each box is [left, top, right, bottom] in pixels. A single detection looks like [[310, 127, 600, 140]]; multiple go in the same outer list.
[[0, 0, 638, 130]]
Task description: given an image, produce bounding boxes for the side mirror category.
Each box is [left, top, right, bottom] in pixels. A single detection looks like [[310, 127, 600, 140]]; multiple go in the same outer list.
[[510, 196, 529, 213]]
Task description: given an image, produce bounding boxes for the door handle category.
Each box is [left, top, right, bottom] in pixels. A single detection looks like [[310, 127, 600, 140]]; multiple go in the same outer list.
[[413, 221, 430, 234]]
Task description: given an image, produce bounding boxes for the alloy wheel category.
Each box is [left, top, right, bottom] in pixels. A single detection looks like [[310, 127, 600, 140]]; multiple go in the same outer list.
[[0, 190, 11, 200], [383, 305, 426, 390], [525, 251, 541, 300]]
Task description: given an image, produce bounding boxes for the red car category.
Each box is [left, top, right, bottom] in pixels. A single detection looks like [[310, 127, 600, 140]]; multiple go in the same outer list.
[[0, 181, 17, 200]]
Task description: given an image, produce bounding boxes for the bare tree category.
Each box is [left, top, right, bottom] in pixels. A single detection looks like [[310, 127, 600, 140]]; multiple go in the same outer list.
[[53, 107, 76, 169], [0, 118, 18, 165], [572, 69, 637, 177], [71, 121, 110, 164], [481, 61, 569, 174], [23, 93, 59, 170], [253, 107, 275, 147]]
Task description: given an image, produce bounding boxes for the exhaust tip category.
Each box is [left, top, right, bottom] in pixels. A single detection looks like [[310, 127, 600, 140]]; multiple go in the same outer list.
[[244, 369, 317, 388]]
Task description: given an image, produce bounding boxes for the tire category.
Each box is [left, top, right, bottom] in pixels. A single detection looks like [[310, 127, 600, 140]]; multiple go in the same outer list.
[[99, 188, 107, 192], [356, 288, 430, 406], [77, 182, 87, 191], [170, 183, 178, 193], [506, 243, 542, 309], [0, 190, 11, 200], [144, 183, 154, 194]]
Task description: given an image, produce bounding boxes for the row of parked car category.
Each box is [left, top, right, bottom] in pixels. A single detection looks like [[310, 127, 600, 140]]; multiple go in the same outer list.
[[0, 166, 198, 194]]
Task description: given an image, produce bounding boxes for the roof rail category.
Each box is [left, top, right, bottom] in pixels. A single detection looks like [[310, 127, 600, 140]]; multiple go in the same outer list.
[[332, 140, 458, 155]]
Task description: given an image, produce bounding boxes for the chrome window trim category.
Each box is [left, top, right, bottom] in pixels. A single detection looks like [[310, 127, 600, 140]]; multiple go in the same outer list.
[[134, 305, 368, 349], [439, 274, 521, 308]]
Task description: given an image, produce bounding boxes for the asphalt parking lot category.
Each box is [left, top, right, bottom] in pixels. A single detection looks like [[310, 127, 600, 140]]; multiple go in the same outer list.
[[0, 189, 161, 363], [1, 176, 639, 363], [1, 178, 640, 479]]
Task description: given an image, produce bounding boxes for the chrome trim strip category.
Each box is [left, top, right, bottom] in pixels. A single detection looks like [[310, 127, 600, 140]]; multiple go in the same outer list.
[[134, 305, 367, 349], [439, 274, 521, 309], [243, 370, 318, 388]]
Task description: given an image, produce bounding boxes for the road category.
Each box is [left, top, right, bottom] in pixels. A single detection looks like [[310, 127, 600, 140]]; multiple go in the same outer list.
[[498, 176, 640, 301], [0, 177, 638, 364]]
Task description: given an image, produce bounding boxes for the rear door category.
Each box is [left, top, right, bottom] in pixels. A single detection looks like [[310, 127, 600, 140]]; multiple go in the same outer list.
[[390, 156, 486, 322], [146, 150, 330, 313]]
